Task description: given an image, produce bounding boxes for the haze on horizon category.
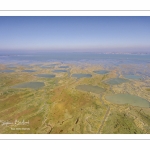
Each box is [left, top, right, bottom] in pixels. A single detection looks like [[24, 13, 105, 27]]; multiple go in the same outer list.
[[0, 16, 150, 53]]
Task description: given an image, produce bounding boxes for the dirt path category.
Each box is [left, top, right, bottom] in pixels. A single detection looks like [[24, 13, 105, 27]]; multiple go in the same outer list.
[[98, 106, 110, 134]]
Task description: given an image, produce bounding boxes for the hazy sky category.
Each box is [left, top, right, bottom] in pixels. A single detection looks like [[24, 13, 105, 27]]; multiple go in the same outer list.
[[0, 16, 150, 52]]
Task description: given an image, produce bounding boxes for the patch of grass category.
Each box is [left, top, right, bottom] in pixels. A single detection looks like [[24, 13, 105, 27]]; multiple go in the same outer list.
[[28, 112, 44, 133], [0, 94, 23, 110], [146, 88, 150, 91], [138, 111, 150, 125], [102, 111, 143, 134]]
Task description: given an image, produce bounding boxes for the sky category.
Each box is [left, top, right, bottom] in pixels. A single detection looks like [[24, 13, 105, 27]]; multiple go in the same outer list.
[[0, 16, 150, 52]]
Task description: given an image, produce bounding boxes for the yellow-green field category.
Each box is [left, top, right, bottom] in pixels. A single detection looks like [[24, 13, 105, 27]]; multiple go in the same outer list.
[[0, 63, 150, 134]]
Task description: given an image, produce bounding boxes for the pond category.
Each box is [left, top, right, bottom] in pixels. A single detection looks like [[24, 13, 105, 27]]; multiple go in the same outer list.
[[36, 74, 55, 78], [0, 70, 15, 73], [40, 66, 53, 68], [22, 70, 36, 72], [50, 64, 58, 66], [59, 66, 69, 68], [123, 75, 142, 80], [76, 84, 105, 94], [105, 94, 150, 108], [72, 73, 92, 79], [53, 70, 67, 73], [105, 78, 128, 85], [93, 70, 109, 74], [12, 82, 45, 90]]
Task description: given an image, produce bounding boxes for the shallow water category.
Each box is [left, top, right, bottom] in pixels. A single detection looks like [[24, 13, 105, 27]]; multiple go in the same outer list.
[[76, 84, 105, 94], [105, 94, 150, 108], [12, 82, 45, 89], [105, 78, 128, 85], [93, 70, 109, 74], [72, 73, 92, 79], [36, 74, 55, 78]]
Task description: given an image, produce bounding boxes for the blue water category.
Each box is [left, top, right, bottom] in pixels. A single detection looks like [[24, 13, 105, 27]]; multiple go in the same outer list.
[[0, 52, 150, 77], [0, 52, 150, 65]]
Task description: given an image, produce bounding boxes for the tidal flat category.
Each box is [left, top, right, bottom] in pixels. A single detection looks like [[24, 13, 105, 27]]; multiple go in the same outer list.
[[0, 62, 150, 134]]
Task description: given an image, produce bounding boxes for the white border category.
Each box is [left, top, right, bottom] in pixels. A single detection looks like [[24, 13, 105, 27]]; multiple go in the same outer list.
[[0, 0, 150, 10], [1, 10, 150, 16], [0, 134, 150, 140], [0, 11, 150, 140]]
